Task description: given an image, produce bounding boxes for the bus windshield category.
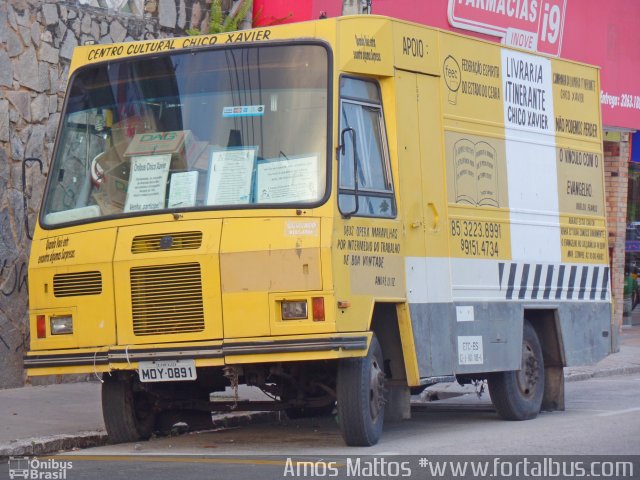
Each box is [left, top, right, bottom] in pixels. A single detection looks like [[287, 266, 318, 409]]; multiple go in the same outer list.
[[42, 43, 329, 226]]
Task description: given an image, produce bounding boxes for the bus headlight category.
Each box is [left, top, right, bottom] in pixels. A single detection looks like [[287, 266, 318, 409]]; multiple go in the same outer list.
[[50, 315, 73, 335], [281, 301, 308, 320]]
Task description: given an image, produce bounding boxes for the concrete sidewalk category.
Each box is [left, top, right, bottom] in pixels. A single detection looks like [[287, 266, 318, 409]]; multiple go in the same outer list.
[[2, 324, 639, 458], [0, 384, 275, 458], [564, 324, 640, 381]]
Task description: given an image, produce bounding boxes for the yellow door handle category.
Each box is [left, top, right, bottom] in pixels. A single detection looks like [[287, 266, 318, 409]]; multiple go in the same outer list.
[[427, 202, 439, 230]]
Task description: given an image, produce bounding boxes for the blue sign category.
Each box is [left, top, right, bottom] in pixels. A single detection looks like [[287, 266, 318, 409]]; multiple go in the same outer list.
[[626, 240, 640, 252], [632, 131, 640, 163]]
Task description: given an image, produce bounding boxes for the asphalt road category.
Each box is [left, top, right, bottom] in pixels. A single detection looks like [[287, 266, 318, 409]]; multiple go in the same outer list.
[[2, 373, 639, 479]]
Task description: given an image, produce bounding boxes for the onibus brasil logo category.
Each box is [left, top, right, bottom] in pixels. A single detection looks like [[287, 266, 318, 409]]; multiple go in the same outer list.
[[8, 457, 72, 479]]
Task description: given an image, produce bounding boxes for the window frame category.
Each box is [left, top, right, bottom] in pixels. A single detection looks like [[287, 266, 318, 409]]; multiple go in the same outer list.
[[337, 75, 396, 219], [38, 40, 334, 231]]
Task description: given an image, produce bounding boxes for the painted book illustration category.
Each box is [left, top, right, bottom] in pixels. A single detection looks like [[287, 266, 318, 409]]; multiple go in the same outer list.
[[453, 139, 499, 207]]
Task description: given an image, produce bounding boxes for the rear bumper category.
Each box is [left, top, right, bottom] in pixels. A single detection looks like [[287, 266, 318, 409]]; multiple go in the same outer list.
[[24, 332, 371, 376]]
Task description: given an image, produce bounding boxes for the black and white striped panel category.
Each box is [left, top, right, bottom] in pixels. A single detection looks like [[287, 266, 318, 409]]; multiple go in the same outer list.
[[498, 263, 610, 301]]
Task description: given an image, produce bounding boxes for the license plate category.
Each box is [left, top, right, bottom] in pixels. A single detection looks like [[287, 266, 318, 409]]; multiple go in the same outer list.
[[138, 359, 197, 383]]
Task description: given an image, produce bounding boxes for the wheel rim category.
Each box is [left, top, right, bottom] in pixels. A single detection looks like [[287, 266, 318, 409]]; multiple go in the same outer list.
[[516, 340, 540, 398], [369, 358, 385, 420]]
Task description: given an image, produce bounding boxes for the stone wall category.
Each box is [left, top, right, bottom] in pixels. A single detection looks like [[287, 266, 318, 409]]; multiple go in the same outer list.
[[0, 0, 246, 388]]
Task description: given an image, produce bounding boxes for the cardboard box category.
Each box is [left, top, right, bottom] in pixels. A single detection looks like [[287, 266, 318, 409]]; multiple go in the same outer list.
[[111, 114, 157, 147], [124, 130, 196, 170], [95, 132, 208, 208], [95, 143, 131, 207], [188, 141, 209, 170], [92, 191, 122, 216]]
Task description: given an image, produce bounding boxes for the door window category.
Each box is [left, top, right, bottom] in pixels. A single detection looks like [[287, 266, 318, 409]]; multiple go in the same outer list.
[[338, 77, 396, 218]]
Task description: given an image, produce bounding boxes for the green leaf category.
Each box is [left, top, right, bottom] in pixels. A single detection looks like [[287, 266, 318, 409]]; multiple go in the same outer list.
[[187, 0, 252, 36]]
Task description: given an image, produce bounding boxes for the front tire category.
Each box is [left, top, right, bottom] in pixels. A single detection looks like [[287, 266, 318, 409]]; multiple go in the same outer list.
[[336, 335, 386, 446], [487, 321, 545, 420], [102, 372, 156, 443]]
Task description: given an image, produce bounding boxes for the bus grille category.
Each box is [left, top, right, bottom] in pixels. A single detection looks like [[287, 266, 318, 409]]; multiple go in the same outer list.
[[131, 231, 203, 253], [53, 271, 102, 297], [130, 263, 205, 336]]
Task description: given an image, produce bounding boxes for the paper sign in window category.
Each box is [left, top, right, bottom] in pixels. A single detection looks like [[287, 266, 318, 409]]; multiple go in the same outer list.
[[206, 148, 256, 205], [124, 154, 172, 212], [256, 155, 318, 203], [168, 171, 199, 208]]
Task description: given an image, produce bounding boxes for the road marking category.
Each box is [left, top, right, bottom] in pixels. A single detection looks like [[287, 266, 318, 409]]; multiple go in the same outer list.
[[596, 407, 640, 417], [54, 455, 288, 465], [571, 408, 609, 414]]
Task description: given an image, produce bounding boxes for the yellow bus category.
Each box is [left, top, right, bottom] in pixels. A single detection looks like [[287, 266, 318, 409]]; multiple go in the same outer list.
[[25, 15, 611, 446]]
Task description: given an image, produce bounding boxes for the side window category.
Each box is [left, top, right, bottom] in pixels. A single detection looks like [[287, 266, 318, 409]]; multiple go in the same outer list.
[[338, 77, 396, 218]]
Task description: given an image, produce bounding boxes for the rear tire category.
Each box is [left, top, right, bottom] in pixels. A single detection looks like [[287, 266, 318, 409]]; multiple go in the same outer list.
[[487, 321, 545, 420], [336, 335, 386, 446], [102, 372, 156, 443]]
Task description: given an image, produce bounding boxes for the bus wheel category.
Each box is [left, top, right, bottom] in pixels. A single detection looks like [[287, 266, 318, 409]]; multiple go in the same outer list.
[[336, 334, 386, 446], [102, 372, 156, 443], [487, 321, 545, 420]]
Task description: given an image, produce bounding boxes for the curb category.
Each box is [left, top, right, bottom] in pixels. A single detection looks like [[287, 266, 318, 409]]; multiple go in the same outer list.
[[564, 365, 640, 382], [209, 410, 279, 430], [0, 411, 278, 461], [416, 365, 640, 402], [0, 431, 107, 460]]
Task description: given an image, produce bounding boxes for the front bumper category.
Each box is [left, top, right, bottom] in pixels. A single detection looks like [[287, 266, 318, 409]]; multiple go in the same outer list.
[[24, 332, 371, 376]]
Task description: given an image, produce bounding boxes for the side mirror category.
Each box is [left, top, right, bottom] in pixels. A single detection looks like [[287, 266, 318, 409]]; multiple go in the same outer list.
[[338, 127, 359, 218]]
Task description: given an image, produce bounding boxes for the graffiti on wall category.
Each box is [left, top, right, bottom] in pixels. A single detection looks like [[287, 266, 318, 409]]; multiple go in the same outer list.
[[0, 259, 28, 298]]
